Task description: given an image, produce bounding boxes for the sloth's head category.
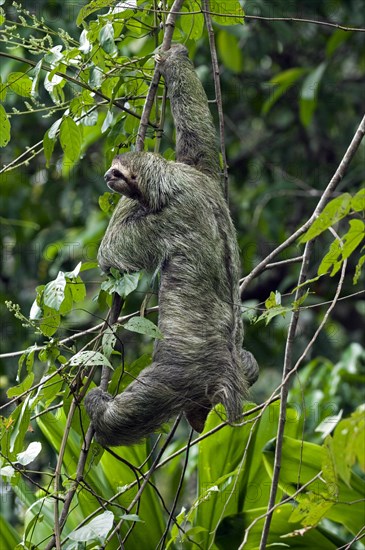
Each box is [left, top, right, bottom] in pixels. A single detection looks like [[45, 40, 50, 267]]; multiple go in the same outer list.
[[104, 155, 141, 200], [104, 152, 178, 211]]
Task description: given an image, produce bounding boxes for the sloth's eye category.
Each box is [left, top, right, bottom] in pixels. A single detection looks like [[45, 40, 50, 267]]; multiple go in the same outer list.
[[112, 168, 124, 179]]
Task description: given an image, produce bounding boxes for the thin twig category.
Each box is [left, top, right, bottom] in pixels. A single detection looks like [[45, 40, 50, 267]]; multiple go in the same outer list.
[[258, 239, 314, 550], [103, 415, 182, 547], [258, 181, 354, 549], [128, 7, 365, 32], [156, 428, 194, 550], [60, 399, 280, 547], [240, 112, 365, 297], [0, 306, 159, 361], [202, 0, 229, 198]]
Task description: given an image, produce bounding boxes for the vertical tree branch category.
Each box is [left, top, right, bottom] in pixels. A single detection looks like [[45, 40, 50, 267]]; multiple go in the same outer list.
[[136, 0, 186, 151], [258, 239, 313, 550], [255, 111, 365, 549], [202, 0, 229, 198]]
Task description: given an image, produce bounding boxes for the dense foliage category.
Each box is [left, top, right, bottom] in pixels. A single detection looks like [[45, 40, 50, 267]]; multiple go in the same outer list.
[[0, 0, 364, 548]]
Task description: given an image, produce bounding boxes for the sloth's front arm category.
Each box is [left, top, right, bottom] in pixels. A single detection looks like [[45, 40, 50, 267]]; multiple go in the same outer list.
[[97, 203, 176, 274]]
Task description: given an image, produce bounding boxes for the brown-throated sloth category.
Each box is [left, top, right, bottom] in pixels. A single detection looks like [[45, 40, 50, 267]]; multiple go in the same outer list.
[[84, 45, 258, 447]]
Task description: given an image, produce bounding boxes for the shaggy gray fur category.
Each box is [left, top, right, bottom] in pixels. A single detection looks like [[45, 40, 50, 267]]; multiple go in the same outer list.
[[84, 46, 258, 447]]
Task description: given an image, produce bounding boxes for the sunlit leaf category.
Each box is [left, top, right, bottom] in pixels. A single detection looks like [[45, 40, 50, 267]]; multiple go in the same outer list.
[[16, 442, 42, 466], [300, 194, 352, 243]]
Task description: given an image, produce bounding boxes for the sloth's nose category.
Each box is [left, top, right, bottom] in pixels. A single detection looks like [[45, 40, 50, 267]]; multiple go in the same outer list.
[[104, 169, 113, 182]]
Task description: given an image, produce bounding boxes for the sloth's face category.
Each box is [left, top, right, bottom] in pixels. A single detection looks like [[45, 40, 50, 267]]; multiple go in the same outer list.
[[104, 160, 141, 201]]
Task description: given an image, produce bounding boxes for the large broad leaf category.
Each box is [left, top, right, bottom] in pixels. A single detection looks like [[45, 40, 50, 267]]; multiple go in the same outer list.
[[191, 401, 301, 548], [0, 516, 21, 548], [212, 0, 244, 25], [263, 435, 365, 534], [181, 2, 204, 40]]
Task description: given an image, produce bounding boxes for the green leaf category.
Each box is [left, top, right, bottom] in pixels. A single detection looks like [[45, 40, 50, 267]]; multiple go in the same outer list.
[[0, 76, 7, 101], [99, 22, 117, 55], [9, 396, 32, 454], [0, 104, 11, 147], [333, 406, 365, 485], [40, 306, 61, 337], [7, 373, 35, 398], [322, 437, 338, 496], [16, 441, 42, 466], [37, 373, 64, 406], [69, 276, 86, 303], [7, 72, 33, 97], [326, 29, 352, 57], [256, 306, 290, 325], [68, 510, 114, 542], [217, 31, 243, 73], [289, 492, 335, 526], [120, 514, 143, 523], [340, 219, 365, 259], [212, 0, 244, 25], [354, 254, 365, 285], [265, 290, 281, 308], [76, 0, 113, 25], [123, 317, 163, 339], [351, 188, 365, 212], [70, 350, 112, 368], [99, 191, 119, 213], [59, 116, 82, 162], [43, 272, 66, 311], [181, 2, 204, 40], [299, 63, 326, 126], [262, 68, 306, 115], [102, 327, 117, 359], [0, 516, 21, 548], [318, 219, 365, 276], [263, 434, 365, 534], [300, 193, 352, 243], [101, 271, 140, 297], [43, 129, 56, 167], [31, 59, 43, 98]]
